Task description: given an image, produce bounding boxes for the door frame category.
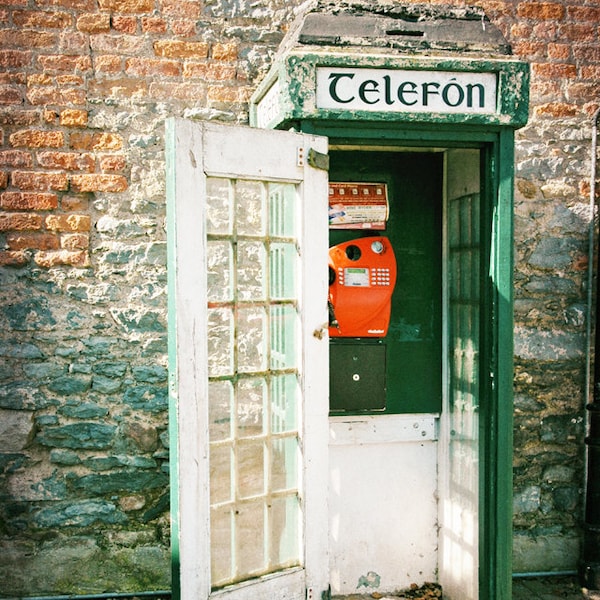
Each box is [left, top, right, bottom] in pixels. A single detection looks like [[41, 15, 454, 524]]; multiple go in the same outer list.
[[299, 119, 515, 600]]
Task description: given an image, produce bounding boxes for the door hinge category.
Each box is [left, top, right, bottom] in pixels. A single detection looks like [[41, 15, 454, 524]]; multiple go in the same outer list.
[[308, 147, 330, 171]]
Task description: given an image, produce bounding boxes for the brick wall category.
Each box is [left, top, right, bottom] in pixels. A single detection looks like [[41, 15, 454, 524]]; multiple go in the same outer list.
[[0, 0, 598, 594]]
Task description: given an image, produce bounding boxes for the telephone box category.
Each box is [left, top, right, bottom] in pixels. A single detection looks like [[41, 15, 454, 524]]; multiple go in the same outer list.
[[167, 4, 529, 600]]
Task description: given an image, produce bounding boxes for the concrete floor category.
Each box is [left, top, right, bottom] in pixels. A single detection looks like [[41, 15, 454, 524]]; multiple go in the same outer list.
[[331, 575, 596, 599]]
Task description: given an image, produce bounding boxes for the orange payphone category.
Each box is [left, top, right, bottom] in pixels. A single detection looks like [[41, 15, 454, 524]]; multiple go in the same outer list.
[[328, 236, 397, 338]]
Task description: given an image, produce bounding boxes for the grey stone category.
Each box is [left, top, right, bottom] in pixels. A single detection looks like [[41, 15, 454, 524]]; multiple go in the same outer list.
[[0, 409, 34, 451], [37, 423, 116, 449]]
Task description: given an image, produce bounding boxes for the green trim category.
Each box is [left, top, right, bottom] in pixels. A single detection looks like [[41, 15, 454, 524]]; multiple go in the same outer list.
[[251, 52, 529, 130], [165, 118, 181, 600]]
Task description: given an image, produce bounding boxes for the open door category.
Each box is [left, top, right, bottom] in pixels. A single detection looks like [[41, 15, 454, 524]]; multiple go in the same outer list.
[[439, 148, 482, 600], [166, 120, 330, 600]]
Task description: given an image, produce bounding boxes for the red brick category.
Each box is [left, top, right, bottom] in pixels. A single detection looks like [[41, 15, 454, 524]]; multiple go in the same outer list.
[[0, 49, 33, 69], [7, 231, 60, 250], [0, 250, 29, 267], [207, 85, 252, 103], [34, 249, 90, 268], [61, 195, 89, 211], [517, 2, 565, 19], [99, 154, 127, 172], [61, 232, 89, 250], [567, 82, 600, 102], [158, 0, 201, 18], [0, 85, 24, 104], [125, 57, 181, 77], [171, 19, 196, 37], [26, 85, 86, 106], [153, 39, 208, 59], [582, 66, 600, 80], [141, 17, 167, 33], [567, 6, 600, 22], [11, 171, 68, 192], [45, 214, 91, 232], [1, 191, 59, 210], [548, 44, 570, 60], [94, 55, 122, 73], [0, 150, 33, 168], [0, 110, 39, 127], [573, 46, 600, 63], [98, 0, 153, 12], [183, 62, 236, 80], [0, 172, 7, 188], [90, 34, 145, 54], [70, 173, 128, 192], [148, 81, 205, 100], [36, 0, 95, 10], [559, 24, 596, 43], [212, 42, 237, 61], [10, 129, 64, 148], [0, 212, 43, 230], [43, 109, 58, 124], [37, 151, 95, 172], [113, 15, 138, 33], [532, 62, 577, 79], [534, 102, 579, 117], [60, 109, 88, 127], [76, 13, 111, 33], [12, 9, 72, 28], [0, 29, 56, 49], [512, 41, 546, 59], [88, 76, 148, 98], [69, 132, 123, 151], [37, 54, 93, 73]]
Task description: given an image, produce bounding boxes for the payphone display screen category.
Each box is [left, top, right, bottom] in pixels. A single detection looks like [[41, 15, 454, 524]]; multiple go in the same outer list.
[[329, 150, 443, 415], [345, 267, 369, 286]]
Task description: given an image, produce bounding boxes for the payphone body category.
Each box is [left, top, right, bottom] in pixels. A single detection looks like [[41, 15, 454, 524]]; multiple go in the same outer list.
[[328, 152, 443, 416]]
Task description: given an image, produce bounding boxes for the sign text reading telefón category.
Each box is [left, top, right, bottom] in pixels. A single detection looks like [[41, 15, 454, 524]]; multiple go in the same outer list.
[[316, 67, 497, 115]]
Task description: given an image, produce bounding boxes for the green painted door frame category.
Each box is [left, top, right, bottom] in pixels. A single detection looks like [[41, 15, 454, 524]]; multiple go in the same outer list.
[[296, 119, 515, 600]]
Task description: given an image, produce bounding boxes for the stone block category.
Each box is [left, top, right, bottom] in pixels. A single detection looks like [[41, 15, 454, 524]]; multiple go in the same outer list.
[[0, 408, 34, 451]]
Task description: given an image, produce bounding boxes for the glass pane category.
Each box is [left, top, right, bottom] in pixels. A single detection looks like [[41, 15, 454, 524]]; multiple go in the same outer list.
[[271, 436, 299, 492], [206, 177, 232, 235], [237, 307, 267, 373], [270, 495, 301, 568], [207, 307, 234, 377], [238, 241, 266, 301], [269, 242, 297, 300], [236, 500, 265, 576], [207, 240, 233, 303], [271, 374, 298, 434], [206, 177, 302, 590], [270, 305, 298, 370], [269, 183, 296, 238], [211, 507, 233, 587], [238, 439, 264, 498], [236, 180, 265, 237], [209, 380, 232, 442], [210, 443, 232, 505], [237, 378, 265, 438]]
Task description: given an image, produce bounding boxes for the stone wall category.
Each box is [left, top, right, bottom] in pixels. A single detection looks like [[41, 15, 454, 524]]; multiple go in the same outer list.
[[0, 0, 598, 595]]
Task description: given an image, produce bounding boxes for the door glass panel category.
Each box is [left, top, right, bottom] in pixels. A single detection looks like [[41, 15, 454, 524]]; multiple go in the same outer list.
[[206, 176, 302, 590], [442, 149, 480, 600]]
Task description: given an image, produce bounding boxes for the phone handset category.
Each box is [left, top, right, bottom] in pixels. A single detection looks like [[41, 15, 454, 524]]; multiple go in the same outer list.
[[328, 236, 397, 338]]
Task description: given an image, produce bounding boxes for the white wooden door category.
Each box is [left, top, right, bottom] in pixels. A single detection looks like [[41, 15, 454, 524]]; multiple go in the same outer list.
[[166, 119, 330, 600]]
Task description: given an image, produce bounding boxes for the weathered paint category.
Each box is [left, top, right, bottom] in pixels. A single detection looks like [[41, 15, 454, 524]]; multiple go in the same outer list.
[[251, 53, 529, 129]]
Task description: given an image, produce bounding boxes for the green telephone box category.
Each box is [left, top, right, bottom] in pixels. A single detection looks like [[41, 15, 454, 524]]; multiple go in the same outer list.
[[249, 4, 529, 599]]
